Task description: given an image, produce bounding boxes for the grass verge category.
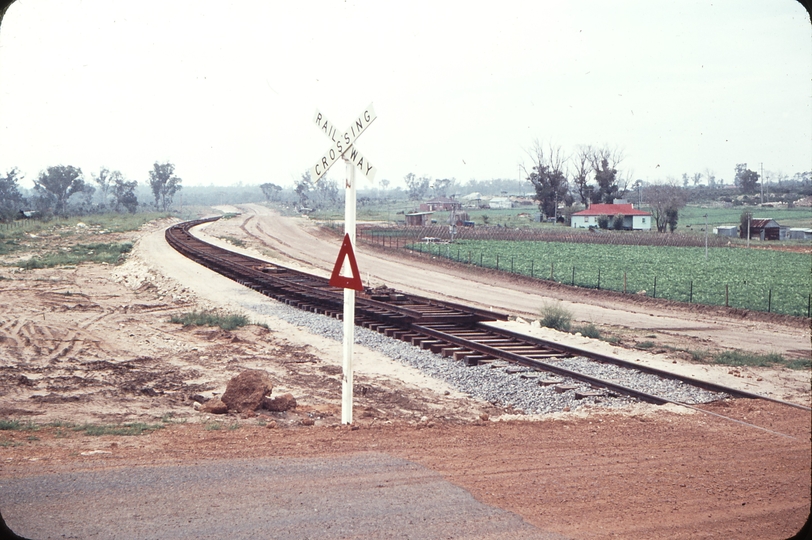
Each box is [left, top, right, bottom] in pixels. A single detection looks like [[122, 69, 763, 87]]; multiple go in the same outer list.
[[15, 242, 133, 269], [713, 351, 810, 370]]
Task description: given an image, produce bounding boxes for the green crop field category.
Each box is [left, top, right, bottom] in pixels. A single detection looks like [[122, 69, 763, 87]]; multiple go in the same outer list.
[[410, 240, 811, 317]]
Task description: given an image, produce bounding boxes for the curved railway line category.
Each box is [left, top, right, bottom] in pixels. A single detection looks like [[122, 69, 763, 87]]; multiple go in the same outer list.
[[165, 217, 810, 425]]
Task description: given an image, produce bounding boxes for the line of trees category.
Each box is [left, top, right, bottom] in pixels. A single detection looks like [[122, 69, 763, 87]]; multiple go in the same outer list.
[[0, 161, 182, 221], [524, 141, 631, 221]]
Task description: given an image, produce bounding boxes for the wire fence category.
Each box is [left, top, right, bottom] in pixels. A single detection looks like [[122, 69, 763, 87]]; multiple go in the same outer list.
[[354, 226, 810, 318]]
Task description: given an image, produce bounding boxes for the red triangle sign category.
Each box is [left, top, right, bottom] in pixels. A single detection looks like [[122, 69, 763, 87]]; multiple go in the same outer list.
[[329, 233, 364, 291]]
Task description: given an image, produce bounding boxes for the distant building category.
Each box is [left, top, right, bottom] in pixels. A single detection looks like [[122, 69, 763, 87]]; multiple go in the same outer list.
[[487, 197, 512, 209], [788, 228, 812, 241], [571, 203, 652, 230], [742, 218, 780, 241], [714, 226, 738, 237], [405, 211, 434, 226], [419, 197, 461, 212]]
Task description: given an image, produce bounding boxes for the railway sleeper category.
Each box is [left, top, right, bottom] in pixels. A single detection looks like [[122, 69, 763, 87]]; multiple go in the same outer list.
[[463, 355, 493, 366], [441, 347, 466, 358]]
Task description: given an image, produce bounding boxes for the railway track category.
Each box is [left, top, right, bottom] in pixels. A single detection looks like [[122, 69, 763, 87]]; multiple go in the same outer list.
[[166, 217, 810, 416]]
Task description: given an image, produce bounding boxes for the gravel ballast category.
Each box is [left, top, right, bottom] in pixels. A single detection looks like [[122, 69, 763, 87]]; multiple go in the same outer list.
[[245, 300, 728, 415]]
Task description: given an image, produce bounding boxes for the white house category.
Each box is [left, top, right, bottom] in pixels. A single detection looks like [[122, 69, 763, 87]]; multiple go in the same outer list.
[[571, 203, 652, 230]]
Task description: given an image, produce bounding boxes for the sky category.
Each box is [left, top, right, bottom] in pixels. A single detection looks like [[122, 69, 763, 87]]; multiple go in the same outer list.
[[0, 0, 810, 191]]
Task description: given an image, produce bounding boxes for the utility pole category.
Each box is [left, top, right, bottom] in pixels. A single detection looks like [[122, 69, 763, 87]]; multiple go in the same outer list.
[[760, 162, 764, 205], [747, 213, 751, 248], [704, 213, 708, 260]]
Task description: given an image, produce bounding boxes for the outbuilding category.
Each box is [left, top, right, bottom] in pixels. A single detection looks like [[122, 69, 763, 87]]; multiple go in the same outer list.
[[571, 203, 652, 230], [714, 225, 738, 237], [788, 228, 812, 241], [419, 197, 461, 212], [742, 218, 781, 241], [405, 211, 434, 226]]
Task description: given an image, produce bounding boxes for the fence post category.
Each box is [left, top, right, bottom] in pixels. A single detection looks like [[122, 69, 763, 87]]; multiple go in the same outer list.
[[496, 254, 499, 270], [808, 293, 811, 318], [725, 284, 729, 307], [530, 260, 534, 278], [468, 251, 471, 264], [768, 289, 772, 313], [689, 281, 693, 303], [653, 276, 657, 298], [480, 253, 483, 267], [597, 268, 601, 290], [623, 272, 627, 294], [551, 262, 554, 281], [571, 266, 575, 286]]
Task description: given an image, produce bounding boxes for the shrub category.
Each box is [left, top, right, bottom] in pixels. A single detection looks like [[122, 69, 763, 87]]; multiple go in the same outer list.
[[538, 303, 572, 332]]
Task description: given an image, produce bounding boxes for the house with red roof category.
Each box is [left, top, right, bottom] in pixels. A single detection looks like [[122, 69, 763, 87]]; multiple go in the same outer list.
[[571, 203, 652, 230]]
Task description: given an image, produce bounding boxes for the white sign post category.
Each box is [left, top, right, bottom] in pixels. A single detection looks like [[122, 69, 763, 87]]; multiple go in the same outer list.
[[311, 104, 377, 424]]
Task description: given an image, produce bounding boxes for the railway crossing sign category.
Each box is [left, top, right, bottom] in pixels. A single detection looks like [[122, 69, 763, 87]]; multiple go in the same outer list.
[[311, 104, 377, 182], [310, 103, 378, 425]]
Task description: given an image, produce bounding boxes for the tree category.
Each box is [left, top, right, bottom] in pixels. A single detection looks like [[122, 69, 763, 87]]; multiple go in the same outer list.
[[0, 168, 27, 221], [571, 146, 594, 205], [692, 172, 702, 187], [312, 177, 339, 209], [148, 162, 182, 211], [432, 178, 452, 198], [294, 171, 312, 208], [590, 146, 624, 203], [705, 168, 717, 188], [33, 165, 85, 216], [644, 181, 686, 232], [92, 167, 113, 208], [379, 179, 390, 192], [260, 182, 282, 202], [112, 177, 138, 213], [404, 173, 429, 200], [734, 163, 760, 194], [525, 141, 568, 219]]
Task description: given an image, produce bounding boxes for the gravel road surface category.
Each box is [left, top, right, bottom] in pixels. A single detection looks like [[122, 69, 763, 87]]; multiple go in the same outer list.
[[2, 453, 566, 540]]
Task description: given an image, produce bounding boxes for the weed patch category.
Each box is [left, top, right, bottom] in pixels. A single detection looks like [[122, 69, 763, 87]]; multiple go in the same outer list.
[[73, 423, 163, 436], [0, 420, 38, 431], [170, 310, 250, 331], [573, 323, 601, 339], [712, 351, 803, 369]]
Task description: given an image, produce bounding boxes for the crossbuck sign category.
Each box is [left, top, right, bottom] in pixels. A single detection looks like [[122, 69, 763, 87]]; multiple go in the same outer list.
[[310, 103, 377, 425], [311, 104, 377, 182]]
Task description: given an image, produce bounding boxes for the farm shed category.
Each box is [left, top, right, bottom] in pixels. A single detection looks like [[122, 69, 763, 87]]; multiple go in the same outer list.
[[714, 226, 738, 237], [404, 212, 433, 226], [419, 197, 461, 212], [742, 218, 780, 241], [788, 228, 812, 240], [571, 203, 651, 230]]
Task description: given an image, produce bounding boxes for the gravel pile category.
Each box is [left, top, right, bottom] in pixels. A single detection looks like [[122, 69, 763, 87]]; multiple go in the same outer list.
[[246, 301, 727, 415]]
